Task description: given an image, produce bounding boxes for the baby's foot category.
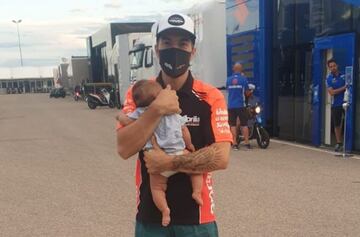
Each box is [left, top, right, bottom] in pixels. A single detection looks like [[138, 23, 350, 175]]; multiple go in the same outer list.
[[192, 192, 203, 206], [162, 208, 171, 227]]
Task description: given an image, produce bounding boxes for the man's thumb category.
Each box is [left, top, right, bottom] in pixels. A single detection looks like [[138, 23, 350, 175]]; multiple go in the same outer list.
[[150, 136, 160, 149]]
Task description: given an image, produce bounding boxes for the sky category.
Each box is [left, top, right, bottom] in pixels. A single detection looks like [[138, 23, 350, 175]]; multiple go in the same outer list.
[[0, 0, 210, 68]]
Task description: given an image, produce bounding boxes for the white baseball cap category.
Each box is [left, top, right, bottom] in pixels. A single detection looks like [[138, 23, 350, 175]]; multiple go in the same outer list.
[[155, 13, 196, 42]]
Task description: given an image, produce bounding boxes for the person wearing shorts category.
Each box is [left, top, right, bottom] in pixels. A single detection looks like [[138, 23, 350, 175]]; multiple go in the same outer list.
[[226, 62, 251, 150], [326, 59, 347, 152]]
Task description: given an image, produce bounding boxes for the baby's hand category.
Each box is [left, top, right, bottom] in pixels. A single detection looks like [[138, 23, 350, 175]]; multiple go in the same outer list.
[[116, 111, 133, 126], [186, 144, 195, 153]]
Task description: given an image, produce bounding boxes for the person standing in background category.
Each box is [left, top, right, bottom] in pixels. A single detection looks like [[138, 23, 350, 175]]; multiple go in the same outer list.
[[326, 59, 347, 152], [226, 62, 251, 150]]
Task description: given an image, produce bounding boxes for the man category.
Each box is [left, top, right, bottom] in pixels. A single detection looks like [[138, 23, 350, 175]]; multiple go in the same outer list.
[[116, 13, 232, 237], [226, 62, 251, 150], [326, 59, 347, 152], [237, 62, 246, 77], [246, 84, 259, 107]]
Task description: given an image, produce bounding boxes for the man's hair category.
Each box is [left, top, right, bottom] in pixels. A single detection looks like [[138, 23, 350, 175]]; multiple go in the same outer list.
[[327, 58, 337, 66], [132, 80, 160, 107]]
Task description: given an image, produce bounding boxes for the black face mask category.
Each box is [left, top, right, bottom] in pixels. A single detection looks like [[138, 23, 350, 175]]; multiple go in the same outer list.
[[159, 48, 191, 78]]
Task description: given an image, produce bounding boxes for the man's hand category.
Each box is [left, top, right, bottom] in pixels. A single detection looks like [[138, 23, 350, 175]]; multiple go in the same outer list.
[[143, 137, 173, 174], [150, 85, 181, 115], [328, 85, 347, 96]]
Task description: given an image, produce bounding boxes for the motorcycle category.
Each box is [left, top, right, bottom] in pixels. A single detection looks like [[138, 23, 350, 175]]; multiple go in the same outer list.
[[237, 103, 270, 149], [49, 88, 66, 98], [87, 88, 115, 110], [74, 91, 81, 101]]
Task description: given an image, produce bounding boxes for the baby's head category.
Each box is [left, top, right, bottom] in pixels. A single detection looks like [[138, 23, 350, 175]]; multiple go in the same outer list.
[[132, 80, 162, 107]]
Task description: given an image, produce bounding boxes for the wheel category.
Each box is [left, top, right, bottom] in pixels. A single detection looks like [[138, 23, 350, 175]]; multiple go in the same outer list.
[[74, 96, 79, 101], [88, 100, 97, 110], [108, 100, 115, 108], [256, 127, 270, 149]]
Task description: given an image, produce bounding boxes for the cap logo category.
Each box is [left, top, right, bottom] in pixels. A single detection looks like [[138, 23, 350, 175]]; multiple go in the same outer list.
[[168, 14, 185, 26]]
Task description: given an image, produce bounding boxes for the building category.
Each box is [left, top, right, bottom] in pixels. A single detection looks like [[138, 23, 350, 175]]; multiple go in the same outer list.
[[50, 56, 91, 91], [0, 67, 54, 94], [226, 0, 360, 151]]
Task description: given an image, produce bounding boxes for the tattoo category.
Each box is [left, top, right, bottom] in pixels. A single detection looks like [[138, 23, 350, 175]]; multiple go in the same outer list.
[[172, 146, 223, 173]]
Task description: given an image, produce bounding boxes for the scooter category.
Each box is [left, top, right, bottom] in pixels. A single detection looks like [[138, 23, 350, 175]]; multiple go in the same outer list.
[[87, 88, 115, 109], [237, 103, 270, 149], [74, 91, 81, 101]]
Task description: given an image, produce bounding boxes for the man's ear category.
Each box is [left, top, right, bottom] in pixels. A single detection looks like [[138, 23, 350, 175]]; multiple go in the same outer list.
[[190, 47, 197, 61], [155, 44, 160, 59]]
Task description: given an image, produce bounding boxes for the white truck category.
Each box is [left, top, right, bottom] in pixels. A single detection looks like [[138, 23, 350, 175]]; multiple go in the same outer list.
[[66, 56, 90, 89], [127, 0, 227, 91], [187, 0, 227, 89], [128, 34, 159, 84], [110, 33, 153, 105]]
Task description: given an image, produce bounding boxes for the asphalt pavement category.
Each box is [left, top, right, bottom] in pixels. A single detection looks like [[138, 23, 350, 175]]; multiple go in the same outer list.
[[0, 94, 359, 237]]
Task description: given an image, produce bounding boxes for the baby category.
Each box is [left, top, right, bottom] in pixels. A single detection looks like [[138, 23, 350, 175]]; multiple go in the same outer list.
[[117, 80, 203, 227]]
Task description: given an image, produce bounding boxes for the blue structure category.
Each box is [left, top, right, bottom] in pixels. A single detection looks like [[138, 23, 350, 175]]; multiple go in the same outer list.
[[312, 33, 356, 151], [226, 0, 272, 128], [226, 0, 360, 152]]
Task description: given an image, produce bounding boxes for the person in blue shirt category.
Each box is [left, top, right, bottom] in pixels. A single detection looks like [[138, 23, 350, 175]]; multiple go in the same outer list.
[[326, 59, 347, 152], [226, 62, 251, 150]]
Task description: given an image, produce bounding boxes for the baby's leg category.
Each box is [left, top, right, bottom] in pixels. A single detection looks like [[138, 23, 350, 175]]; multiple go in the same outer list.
[[150, 174, 171, 226], [190, 174, 203, 206]]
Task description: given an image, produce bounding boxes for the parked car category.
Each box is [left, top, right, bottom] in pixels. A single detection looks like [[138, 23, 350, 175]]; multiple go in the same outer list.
[[49, 88, 66, 98]]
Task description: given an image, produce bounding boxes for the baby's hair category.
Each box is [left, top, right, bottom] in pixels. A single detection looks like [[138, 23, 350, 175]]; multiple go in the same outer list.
[[132, 80, 161, 107]]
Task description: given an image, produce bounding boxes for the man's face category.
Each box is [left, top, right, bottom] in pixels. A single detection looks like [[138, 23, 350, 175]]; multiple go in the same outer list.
[[155, 30, 196, 58], [233, 63, 243, 73], [328, 62, 338, 74]]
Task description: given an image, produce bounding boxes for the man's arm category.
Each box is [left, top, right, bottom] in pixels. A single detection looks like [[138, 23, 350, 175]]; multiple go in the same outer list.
[[172, 142, 230, 173], [144, 141, 231, 174], [327, 85, 346, 96], [117, 106, 162, 159], [117, 85, 181, 159]]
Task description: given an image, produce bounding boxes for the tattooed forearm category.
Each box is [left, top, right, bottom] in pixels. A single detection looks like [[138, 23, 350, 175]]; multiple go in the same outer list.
[[172, 143, 230, 173]]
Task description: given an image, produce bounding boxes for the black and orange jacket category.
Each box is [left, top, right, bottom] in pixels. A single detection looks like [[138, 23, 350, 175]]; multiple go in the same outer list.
[[117, 72, 232, 225]]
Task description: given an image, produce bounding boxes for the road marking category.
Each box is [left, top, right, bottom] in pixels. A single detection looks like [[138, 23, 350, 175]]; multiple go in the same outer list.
[[271, 139, 360, 160]]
